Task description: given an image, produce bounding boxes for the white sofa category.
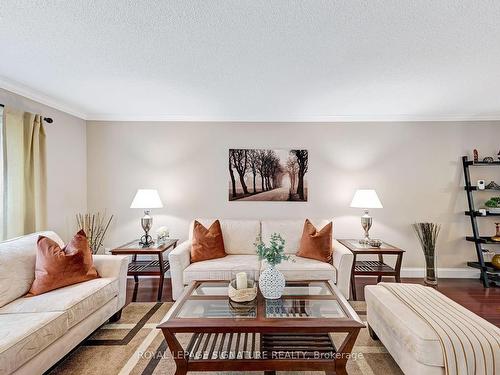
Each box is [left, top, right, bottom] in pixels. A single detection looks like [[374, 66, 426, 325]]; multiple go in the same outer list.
[[169, 219, 354, 301], [0, 231, 129, 375]]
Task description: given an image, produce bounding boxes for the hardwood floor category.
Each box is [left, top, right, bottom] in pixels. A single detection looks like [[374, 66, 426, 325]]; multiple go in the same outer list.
[[126, 276, 500, 326], [125, 277, 173, 304]]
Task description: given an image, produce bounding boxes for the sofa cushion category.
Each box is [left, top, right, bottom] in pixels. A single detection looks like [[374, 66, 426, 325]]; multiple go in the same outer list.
[[0, 277, 118, 329], [261, 219, 332, 254], [183, 255, 260, 284], [297, 219, 333, 263], [0, 231, 64, 308], [261, 255, 336, 281], [190, 219, 260, 255], [365, 285, 443, 367], [0, 311, 68, 374], [28, 230, 99, 296], [191, 220, 227, 262]]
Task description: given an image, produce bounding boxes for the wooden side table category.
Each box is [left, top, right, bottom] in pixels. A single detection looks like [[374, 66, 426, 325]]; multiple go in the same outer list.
[[338, 239, 405, 301], [111, 238, 178, 301]]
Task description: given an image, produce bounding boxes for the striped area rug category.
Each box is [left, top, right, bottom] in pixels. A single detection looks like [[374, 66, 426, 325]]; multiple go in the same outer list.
[[48, 301, 402, 375]]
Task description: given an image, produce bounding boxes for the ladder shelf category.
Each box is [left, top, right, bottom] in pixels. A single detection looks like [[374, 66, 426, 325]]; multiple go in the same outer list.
[[462, 155, 500, 288]]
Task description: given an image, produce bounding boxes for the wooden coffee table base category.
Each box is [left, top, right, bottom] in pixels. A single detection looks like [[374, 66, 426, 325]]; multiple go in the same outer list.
[[161, 328, 360, 374], [159, 280, 363, 375]]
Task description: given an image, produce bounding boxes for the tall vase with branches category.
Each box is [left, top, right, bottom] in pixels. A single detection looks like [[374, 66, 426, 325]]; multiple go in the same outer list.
[[76, 212, 113, 254], [413, 222, 441, 286]]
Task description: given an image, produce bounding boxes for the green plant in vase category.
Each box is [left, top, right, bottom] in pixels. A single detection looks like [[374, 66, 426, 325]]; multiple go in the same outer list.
[[255, 233, 290, 267], [485, 197, 500, 208], [254, 233, 290, 299], [485, 197, 500, 207]]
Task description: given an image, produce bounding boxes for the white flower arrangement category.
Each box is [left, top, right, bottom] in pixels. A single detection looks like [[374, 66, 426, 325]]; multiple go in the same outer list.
[[156, 226, 169, 243]]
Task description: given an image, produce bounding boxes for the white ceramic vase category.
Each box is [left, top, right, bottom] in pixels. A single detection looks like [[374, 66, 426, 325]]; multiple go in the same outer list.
[[259, 266, 286, 299]]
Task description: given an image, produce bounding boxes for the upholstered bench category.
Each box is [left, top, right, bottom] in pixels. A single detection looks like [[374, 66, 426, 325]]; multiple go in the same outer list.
[[365, 284, 500, 375]]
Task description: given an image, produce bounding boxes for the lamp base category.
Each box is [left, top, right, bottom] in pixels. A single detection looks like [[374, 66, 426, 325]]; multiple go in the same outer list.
[[139, 233, 154, 248], [139, 210, 154, 247], [359, 210, 373, 245]]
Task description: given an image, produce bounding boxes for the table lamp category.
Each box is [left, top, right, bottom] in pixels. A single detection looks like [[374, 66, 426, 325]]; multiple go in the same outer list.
[[130, 189, 163, 247], [350, 189, 383, 244]]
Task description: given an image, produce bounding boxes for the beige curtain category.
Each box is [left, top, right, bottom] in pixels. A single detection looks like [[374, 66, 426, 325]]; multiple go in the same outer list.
[[2, 107, 47, 240]]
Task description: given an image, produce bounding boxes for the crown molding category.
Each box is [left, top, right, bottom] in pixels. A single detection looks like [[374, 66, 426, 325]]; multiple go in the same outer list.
[[2, 76, 500, 123], [86, 112, 500, 123], [0, 77, 88, 120]]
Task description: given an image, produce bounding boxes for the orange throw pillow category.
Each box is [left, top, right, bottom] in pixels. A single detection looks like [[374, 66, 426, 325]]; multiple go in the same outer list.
[[297, 219, 333, 263], [191, 220, 227, 263], [27, 230, 99, 296]]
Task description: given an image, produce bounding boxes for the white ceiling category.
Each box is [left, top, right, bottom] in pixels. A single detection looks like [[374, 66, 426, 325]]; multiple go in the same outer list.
[[1, 1, 500, 121]]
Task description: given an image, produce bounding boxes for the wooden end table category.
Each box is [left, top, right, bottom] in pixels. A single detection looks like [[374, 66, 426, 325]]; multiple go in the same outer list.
[[338, 239, 405, 301], [158, 280, 364, 375], [111, 238, 178, 301]]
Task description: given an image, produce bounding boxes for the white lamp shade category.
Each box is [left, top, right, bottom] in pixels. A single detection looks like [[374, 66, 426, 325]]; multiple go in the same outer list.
[[130, 189, 163, 209], [350, 189, 383, 209]]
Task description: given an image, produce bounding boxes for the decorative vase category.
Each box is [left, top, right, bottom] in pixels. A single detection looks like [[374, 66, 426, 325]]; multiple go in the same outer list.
[[259, 266, 285, 299], [492, 254, 500, 270], [424, 254, 438, 286], [413, 223, 440, 287], [491, 223, 500, 242]]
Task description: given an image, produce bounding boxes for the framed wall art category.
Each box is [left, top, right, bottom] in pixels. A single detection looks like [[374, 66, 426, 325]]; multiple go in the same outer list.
[[228, 149, 308, 201]]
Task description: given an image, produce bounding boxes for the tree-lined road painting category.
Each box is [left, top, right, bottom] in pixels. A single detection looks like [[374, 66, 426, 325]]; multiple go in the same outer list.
[[228, 149, 308, 201]]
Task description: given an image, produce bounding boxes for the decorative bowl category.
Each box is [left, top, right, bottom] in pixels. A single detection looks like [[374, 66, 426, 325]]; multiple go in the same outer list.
[[369, 239, 382, 248], [228, 279, 257, 303], [228, 299, 257, 316]]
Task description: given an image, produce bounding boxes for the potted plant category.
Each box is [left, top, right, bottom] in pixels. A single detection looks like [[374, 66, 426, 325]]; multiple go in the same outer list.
[[254, 233, 290, 299], [485, 197, 500, 214]]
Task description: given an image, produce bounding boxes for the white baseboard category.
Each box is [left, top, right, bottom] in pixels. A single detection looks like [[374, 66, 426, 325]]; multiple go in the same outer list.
[[126, 271, 171, 279], [128, 268, 480, 280], [401, 267, 480, 279]]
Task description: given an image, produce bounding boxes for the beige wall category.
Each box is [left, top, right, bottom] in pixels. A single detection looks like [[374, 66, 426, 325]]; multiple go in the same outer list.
[[2, 86, 497, 273], [87, 121, 499, 272], [0, 88, 87, 241]]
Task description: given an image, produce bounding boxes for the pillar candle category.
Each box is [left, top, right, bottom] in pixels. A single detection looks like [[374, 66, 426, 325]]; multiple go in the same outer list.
[[236, 272, 247, 290]]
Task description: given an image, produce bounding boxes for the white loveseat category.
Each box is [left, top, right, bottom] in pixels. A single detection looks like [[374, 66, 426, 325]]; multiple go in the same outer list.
[[0, 231, 129, 375], [169, 219, 354, 301]]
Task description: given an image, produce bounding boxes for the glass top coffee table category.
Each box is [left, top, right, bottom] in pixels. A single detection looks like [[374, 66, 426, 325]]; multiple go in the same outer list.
[[158, 280, 364, 375]]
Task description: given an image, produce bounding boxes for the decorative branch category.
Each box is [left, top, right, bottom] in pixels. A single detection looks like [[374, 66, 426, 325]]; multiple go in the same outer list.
[[412, 222, 441, 285], [76, 212, 114, 254]]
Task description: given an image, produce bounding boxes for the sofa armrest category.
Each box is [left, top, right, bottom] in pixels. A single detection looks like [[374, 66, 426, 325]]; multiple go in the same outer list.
[[169, 240, 192, 301], [332, 239, 354, 299], [93, 255, 129, 309]]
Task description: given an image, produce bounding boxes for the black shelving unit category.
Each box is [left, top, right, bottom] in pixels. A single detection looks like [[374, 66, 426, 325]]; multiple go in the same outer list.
[[462, 156, 500, 287]]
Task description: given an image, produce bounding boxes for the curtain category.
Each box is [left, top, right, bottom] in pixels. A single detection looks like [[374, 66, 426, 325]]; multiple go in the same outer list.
[[1, 107, 47, 240]]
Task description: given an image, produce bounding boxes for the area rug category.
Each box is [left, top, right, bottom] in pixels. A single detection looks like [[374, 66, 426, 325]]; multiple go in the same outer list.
[[48, 301, 402, 375]]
